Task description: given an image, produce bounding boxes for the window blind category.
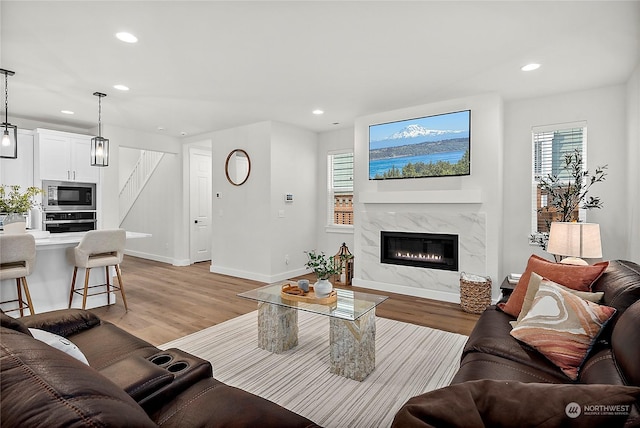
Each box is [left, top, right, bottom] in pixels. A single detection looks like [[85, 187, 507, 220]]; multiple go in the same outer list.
[[332, 153, 353, 194], [531, 122, 587, 234], [533, 126, 585, 183], [328, 152, 354, 226]]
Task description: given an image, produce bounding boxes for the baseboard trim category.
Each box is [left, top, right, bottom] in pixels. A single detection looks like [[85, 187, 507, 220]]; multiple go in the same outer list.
[[353, 278, 500, 304], [124, 250, 189, 267], [209, 265, 309, 284], [352, 278, 461, 303], [210, 265, 271, 283]]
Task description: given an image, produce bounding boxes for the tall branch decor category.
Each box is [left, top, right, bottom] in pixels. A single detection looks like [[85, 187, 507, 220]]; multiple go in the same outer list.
[[531, 149, 607, 250]]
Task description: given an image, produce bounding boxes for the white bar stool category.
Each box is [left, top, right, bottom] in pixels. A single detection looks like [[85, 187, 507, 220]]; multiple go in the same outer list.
[[68, 229, 128, 311], [0, 234, 36, 316]]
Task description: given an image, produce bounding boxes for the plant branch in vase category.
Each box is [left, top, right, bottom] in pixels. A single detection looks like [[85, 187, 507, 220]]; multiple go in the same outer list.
[[531, 149, 607, 251]]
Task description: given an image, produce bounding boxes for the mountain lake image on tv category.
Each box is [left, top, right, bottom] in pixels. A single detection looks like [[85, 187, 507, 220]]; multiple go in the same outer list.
[[369, 110, 471, 180]]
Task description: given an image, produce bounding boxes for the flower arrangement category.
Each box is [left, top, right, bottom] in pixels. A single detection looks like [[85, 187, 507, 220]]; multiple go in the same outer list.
[[0, 185, 44, 214], [304, 250, 342, 280]]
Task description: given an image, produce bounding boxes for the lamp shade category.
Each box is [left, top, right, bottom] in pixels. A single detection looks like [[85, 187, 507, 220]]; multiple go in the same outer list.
[[91, 135, 109, 166], [1, 69, 17, 159], [90, 91, 109, 167], [547, 222, 602, 259], [1, 122, 17, 159]]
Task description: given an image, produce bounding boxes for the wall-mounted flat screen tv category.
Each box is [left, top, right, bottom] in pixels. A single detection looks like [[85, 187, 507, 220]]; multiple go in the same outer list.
[[369, 110, 471, 180]]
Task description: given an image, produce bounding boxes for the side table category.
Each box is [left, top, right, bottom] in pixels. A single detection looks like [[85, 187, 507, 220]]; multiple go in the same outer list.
[[499, 276, 517, 303]]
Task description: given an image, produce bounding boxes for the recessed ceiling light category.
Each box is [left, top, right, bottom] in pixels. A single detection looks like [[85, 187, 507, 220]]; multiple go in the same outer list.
[[116, 32, 138, 43], [113, 84, 129, 91], [61, 110, 74, 115], [312, 109, 324, 115], [521, 63, 541, 72], [157, 126, 165, 131]]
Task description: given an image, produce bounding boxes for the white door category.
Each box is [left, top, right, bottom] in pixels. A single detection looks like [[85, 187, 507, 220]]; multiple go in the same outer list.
[[189, 148, 212, 263]]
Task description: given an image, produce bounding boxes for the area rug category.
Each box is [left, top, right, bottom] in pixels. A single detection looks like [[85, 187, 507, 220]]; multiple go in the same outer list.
[[161, 310, 467, 428]]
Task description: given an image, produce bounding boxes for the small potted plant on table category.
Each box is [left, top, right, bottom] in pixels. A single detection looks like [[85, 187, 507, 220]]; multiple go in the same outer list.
[[0, 185, 43, 234], [304, 250, 342, 297]]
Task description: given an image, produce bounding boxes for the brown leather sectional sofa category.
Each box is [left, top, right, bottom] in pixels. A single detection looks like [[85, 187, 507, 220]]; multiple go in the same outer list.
[[0, 308, 319, 427], [394, 260, 640, 427]]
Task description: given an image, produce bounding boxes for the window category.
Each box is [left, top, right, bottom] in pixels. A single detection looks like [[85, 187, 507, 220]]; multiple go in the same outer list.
[[328, 151, 354, 227], [531, 122, 587, 237]]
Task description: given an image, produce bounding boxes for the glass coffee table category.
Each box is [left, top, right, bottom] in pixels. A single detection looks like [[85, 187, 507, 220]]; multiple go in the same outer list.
[[238, 283, 388, 381]]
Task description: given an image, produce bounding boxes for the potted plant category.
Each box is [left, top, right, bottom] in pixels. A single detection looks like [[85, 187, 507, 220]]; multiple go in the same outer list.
[[530, 149, 607, 250], [304, 250, 342, 297], [0, 185, 44, 233]]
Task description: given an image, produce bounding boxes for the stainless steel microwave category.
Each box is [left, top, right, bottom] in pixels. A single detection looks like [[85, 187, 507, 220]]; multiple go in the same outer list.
[[42, 180, 96, 211]]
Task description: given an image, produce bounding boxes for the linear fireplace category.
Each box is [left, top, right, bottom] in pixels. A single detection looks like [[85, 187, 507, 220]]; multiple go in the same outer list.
[[380, 231, 458, 271]]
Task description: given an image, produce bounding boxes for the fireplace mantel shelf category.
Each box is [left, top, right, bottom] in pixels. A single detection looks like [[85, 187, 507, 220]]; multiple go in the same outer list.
[[358, 189, 482, 204]]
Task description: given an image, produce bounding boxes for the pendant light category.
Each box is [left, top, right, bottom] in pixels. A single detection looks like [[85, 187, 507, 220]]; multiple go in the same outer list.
[[0, 68, 17, 159], [91, 91, 109, 167]]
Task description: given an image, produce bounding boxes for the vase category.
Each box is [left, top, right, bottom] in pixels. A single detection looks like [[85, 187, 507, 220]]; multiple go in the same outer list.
[[2, 212, 27, 234], [314, 279, 333, 298]]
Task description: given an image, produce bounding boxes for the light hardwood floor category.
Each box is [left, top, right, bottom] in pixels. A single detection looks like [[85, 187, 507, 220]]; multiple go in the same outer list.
[[89, 256, 479, 346]]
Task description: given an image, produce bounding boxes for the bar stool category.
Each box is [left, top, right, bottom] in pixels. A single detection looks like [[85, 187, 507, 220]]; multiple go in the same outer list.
[[0, 234, 36, 316], [68, 229, 128, 311]]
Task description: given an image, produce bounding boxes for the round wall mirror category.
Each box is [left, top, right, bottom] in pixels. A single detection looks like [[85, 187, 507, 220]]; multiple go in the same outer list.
[[225, 149, 251, 186]]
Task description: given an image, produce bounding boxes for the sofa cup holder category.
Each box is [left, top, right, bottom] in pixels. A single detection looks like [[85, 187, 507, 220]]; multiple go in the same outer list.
[[148, 349, 205, 378], [167, 361, 189, 373], [140, 348, 213, 411], [149, 354, 173, 366]]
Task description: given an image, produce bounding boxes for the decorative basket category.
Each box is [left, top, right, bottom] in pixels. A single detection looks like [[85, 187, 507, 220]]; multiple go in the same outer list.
[[459, 272, 492, 314]]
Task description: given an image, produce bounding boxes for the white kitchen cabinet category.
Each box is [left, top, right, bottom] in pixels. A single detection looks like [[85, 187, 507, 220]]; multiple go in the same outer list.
[[35, 129, 100, 183], [70, 137, 98, 183], [1, 129, 34, 189]]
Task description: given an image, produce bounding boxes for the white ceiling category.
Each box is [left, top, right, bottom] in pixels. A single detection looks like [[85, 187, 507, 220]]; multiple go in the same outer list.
[[1, 1, 639, 139]]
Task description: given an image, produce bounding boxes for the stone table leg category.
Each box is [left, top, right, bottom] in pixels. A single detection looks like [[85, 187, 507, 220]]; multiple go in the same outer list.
[[329, 308, 376, 381], [257, 302, 298, 353]]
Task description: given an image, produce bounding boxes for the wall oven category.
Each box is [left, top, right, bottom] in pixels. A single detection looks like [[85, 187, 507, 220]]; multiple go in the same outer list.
[[42, 180, 96, 211], [42, 180, 97, 233], [43, 211, 97, 233]]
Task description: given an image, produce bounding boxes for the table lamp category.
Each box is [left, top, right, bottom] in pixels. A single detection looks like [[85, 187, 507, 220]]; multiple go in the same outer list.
[[547, 222, 602, 265]]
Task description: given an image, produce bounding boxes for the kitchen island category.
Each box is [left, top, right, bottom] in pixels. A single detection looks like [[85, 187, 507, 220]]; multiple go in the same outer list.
[[1, 230, 150, 315]]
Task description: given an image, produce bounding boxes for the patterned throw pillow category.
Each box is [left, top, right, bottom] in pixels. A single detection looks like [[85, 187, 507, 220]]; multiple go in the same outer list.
[[510, 273, 604, 327], [510, 281, 616, 380], [498, 254, 609, 318]]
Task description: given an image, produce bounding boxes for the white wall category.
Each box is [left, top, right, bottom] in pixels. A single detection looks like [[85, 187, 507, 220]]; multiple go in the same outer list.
[[270, 122, 318, 278], [196, 120, 316, 282], [502, 84, 630, 276], [99, 124, 186, 263], [120, 153, 181, 264], [627, 66, 640, 261], [11, 117, 90, 136], [207, 122, 271, 279], [118, 147, 140, 190], [316, 127, 355, 256], [1, 129, 34, 190]]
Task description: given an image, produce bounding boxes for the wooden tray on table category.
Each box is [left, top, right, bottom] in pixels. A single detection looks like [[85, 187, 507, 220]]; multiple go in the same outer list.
[[280, 283, 337, 305]]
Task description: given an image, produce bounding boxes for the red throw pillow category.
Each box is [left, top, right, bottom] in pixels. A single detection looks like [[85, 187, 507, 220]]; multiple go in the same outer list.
[[498, 254, 609, 318]]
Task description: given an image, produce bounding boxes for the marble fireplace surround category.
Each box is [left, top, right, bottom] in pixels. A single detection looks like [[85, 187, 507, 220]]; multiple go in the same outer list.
[[355, 209, 487, 303]]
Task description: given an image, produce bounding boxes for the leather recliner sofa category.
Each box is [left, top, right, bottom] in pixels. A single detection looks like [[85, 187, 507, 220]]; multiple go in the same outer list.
[[394, 260, 640, 427], [1, 308, 319, 427]]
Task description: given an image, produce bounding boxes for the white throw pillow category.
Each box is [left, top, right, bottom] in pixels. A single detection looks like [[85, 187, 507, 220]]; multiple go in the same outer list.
[[28, 328, 89, 365]]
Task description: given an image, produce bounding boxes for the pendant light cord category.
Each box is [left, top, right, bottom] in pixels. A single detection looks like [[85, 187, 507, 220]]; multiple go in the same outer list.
[[98, 95, 102, 137], [4, 72, 8, 131]]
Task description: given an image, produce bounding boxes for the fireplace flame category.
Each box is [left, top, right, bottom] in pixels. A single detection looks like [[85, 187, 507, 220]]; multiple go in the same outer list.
[[396, 252, 442, 261]]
